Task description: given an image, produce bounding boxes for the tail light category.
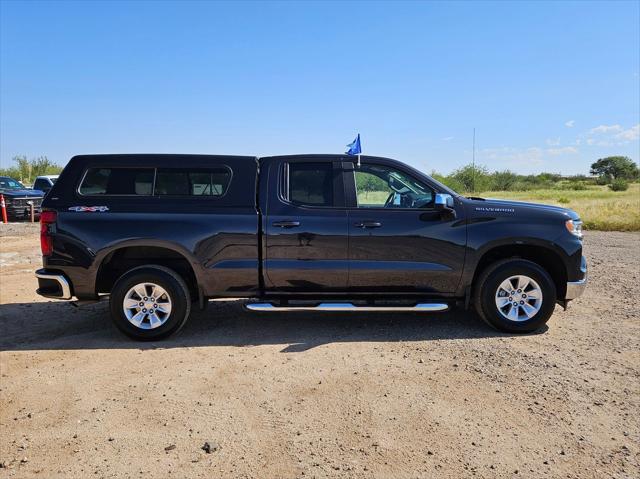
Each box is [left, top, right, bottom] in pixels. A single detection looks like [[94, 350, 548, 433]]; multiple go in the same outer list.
[[40, 211, 57, 256]]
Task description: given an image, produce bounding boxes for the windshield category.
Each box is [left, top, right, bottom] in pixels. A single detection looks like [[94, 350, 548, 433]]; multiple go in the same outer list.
[[0, 177, 25, 190], [425, 174, 459, 197]]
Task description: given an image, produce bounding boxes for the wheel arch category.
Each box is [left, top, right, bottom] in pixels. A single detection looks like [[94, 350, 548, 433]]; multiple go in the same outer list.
[[470, 242, 568, 300], [95, 241, 202, 300]]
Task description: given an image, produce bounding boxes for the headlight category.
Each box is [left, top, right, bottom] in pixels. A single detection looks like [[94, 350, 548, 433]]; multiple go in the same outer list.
[[565, 219, 583, 238]]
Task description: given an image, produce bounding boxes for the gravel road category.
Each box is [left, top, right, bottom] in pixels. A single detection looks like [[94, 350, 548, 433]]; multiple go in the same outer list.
[[1, 223, 638, 478]]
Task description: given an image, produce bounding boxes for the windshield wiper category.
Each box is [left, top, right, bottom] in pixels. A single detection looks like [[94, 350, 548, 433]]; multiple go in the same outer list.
[[465, 196, 485, 201]]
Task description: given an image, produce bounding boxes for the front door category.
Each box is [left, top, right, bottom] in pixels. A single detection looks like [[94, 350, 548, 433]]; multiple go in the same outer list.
[[263, 157, 349, 292], [345, 160, 466, 294]]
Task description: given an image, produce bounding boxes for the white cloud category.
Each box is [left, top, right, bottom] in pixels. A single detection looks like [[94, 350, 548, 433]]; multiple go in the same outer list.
[[547, 146, 578, 156], [479, 146, 545, 166], [477, 142, 581, 169], [441, 136, 454, 141], [565, 120, 575, 128], [615, 124, 639, 141], [589, 124, 623, 134], [582, 123, 639, 146], [545, 137, 561, 146]]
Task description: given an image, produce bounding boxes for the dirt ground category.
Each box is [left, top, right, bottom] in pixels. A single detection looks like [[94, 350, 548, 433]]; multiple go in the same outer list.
[[0, 223, 638, 478]]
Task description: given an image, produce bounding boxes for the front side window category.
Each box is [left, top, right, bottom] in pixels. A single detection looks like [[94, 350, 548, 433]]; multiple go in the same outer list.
[[79, 168, 154, 195], [354, 164, 434, 209], [286, 162, 334, 207], [154, 168, 231, 196]]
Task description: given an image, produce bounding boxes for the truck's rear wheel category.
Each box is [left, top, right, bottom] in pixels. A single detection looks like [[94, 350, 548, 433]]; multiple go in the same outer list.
[[109, 265, 191, 340], [474, 259, 556, 333]]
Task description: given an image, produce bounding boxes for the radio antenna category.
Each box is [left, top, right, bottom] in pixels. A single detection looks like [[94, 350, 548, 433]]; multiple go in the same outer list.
[[472, 127, 476, 194]]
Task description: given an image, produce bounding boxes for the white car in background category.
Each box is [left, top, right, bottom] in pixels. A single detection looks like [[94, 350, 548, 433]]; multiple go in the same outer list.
[[33, 175, 59, 195]]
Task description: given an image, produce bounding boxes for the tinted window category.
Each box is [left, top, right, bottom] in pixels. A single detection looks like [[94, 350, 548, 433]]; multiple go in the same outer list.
[[79, 168, 154, 195], [0, 177, 25, 190], [354, 164, 433, 208], [34, 179, 49, 190], [287, 163, 333, 207], [154, 168, 231, 196]]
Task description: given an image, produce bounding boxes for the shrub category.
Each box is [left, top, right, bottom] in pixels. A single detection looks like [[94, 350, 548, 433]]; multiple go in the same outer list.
[[608, 179, 629, 191], [557, 197, 570, 204], [555, 180, 587, 191], [449, 164, 492, 193], [441, 177, 466, 193], [490, 170, 518, 191], [510, 181, 536, 191], [595, 175, 611, 185]]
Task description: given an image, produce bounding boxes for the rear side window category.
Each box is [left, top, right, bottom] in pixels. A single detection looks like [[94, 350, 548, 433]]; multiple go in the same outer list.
[[286, 163, 333, 207], [154, 168, 231, 196], [79, 168, 154, 195]]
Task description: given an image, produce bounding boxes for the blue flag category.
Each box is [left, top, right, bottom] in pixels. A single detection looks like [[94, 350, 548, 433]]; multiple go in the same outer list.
[[345, 134, 362, 156]]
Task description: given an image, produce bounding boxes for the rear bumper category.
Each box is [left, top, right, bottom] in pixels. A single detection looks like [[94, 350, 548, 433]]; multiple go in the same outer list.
[[35, 269, 73, 299], [565, 256, 587, 300]]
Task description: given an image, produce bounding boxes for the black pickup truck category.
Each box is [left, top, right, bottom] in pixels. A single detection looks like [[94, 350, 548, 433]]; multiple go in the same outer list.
[[35, 154, 587, 340], [0, 176, 44, 220]]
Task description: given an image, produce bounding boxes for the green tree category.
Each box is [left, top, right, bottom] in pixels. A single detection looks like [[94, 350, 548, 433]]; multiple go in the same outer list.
[[450, 164, 491, 193], [590, 156, 639, 181], [490, 170, 518, 191], [4, 155, 62, 184], [356, 171, 386, 198], [12, 155, 30, 182]]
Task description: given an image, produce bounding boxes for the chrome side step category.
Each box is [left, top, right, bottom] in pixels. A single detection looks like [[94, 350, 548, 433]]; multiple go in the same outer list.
[[245, 302, 449, 312]]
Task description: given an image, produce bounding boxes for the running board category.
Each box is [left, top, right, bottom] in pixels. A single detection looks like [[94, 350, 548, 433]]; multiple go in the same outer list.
[[245, 302, 449, 312]]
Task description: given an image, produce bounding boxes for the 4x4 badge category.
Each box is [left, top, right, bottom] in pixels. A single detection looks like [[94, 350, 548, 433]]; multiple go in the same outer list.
[[68, 206, 109, 212]]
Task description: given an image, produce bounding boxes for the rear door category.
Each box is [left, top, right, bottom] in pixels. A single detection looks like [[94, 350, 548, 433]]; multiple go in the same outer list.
[[262, 156, 349, 292], [344, 159, 466, 294]]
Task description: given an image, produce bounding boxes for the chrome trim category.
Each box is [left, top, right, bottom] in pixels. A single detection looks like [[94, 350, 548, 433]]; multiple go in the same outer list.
[[435, 193, 454, 208], [35, 272, 72, 300], [565, 258, 587, 300], [565, 278, 587, 300], [245, 302, 449, 312]]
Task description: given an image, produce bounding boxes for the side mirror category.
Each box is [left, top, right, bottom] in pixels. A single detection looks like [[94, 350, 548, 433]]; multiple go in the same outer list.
[[434, 193, 456, 220], [434, 193, 454, 210]]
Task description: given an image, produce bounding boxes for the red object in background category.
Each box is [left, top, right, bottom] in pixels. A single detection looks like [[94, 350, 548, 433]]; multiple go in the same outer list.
[[0, 194, 7, 224], [40, 211, 57, 256]]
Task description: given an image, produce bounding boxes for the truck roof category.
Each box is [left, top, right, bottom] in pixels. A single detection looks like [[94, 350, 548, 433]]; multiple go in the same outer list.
[[67, 153, 396, 163]]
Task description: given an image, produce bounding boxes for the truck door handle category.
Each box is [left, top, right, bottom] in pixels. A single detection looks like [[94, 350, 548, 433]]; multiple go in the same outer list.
[[273, 220, 300, 228], [354, 221, 382, 228]]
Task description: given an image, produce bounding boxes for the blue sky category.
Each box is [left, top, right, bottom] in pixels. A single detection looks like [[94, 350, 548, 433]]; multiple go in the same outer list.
[[1, 0, 638, 175]]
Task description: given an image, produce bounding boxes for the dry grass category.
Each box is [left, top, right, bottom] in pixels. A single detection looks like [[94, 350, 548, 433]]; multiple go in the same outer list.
[[481, 183, 640, 231]]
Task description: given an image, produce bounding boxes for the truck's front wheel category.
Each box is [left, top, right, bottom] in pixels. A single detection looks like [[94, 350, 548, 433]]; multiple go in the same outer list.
[[474, 259, 556, 333], [110, 265, 191, 340]]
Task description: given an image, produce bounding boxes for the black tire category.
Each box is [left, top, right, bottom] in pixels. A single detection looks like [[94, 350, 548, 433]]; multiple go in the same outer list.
[[109, 265, 191, 340], [473, 259, 556, 333]]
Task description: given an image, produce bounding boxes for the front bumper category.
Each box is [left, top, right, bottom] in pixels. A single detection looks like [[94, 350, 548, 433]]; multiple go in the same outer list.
[[35, 269, 73, 299], [7, 204, 42, 218], [565, 256, 587, 300]]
